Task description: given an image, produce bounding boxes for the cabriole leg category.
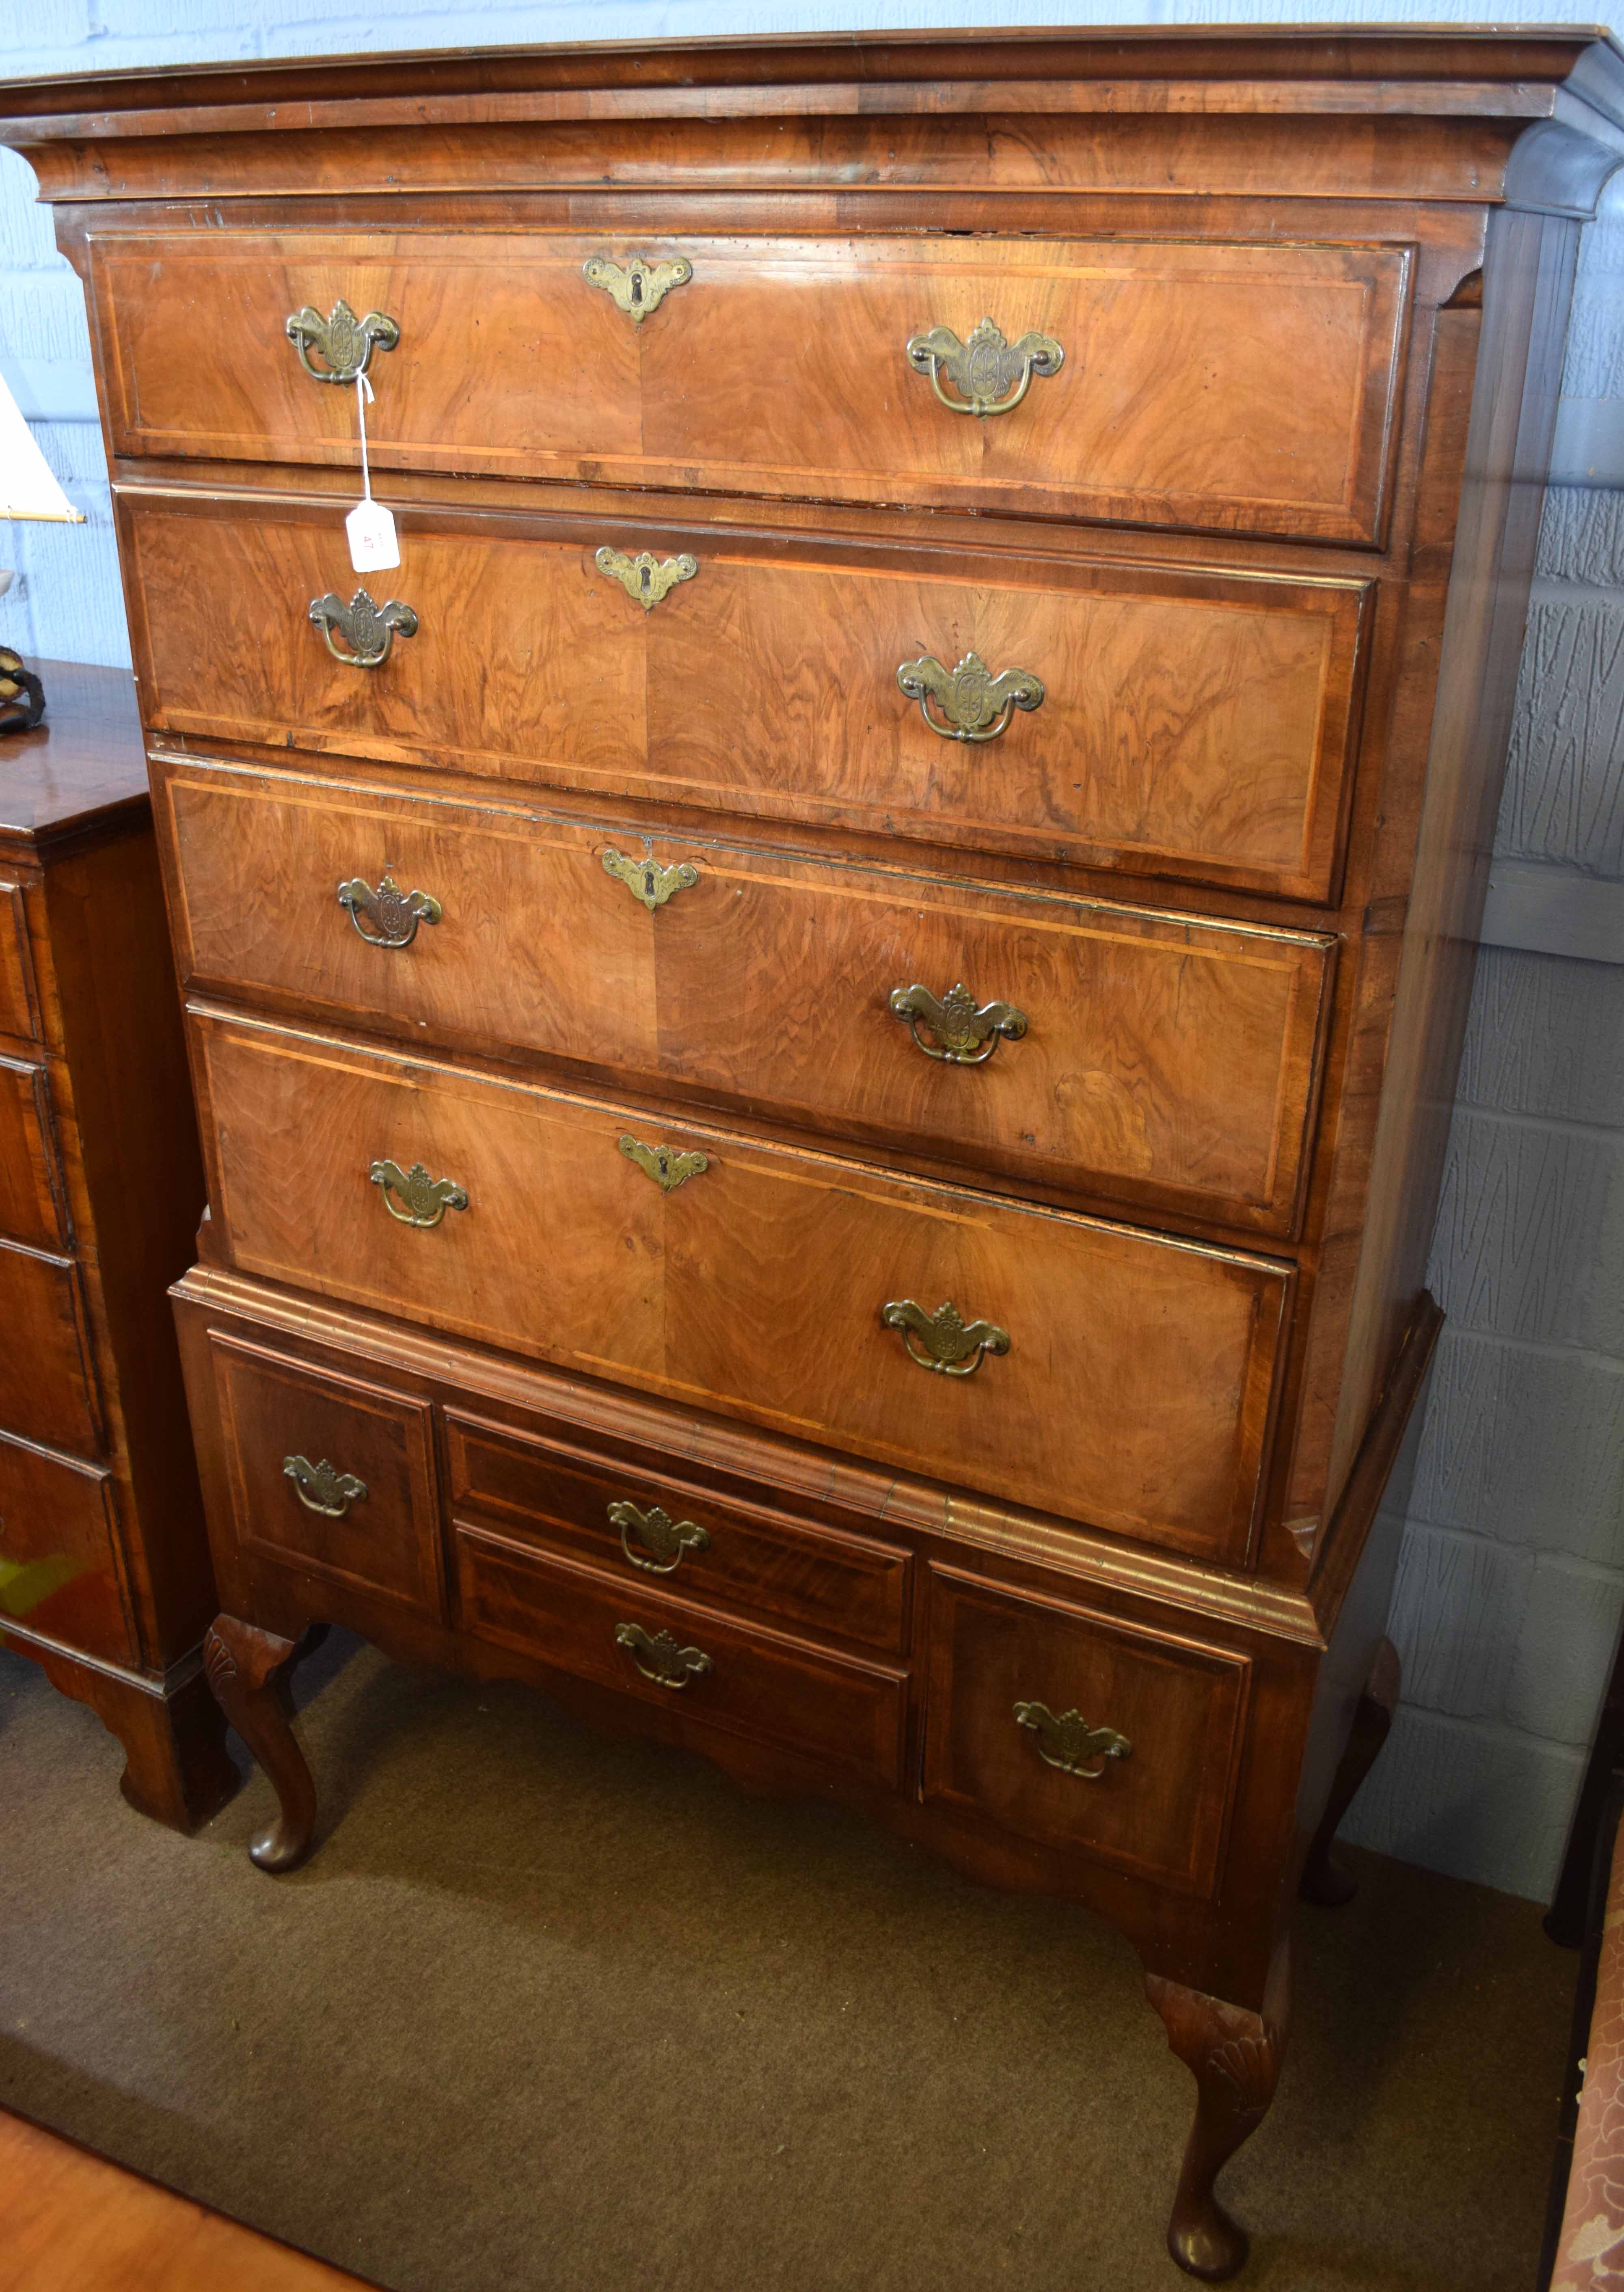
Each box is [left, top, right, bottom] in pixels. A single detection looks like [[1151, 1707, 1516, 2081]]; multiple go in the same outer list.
[[202, 1614, 316, 1873], [1299, 1636, 1401, 1909], [1144, 1937, 1290, 2281]]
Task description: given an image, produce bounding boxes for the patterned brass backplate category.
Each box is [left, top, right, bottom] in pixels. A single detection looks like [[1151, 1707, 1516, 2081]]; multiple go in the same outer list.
[[368, 1158, 469, 1228], [896, 650, 1044, 743], [285, 298, 400, 384], [608, 1498, 711, 1575], [283, 1455, 368, 1517], [309, 588, 419, 670], [905, 315, 1064, 417], [337, 874, 443, 948], [1013, 1702, 1133, 1780], [582, 253, 694, 324], [620, 1136, 710, 1193], [594, 545, 698, 611], [601, 849, 700, 913], [881, 1298, 1011, 1376], [890, 982, 1028, 1065], [614, 1621, 713, 1688]]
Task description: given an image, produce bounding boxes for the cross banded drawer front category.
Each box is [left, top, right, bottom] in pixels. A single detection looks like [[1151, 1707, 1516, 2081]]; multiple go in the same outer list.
[[922, 1566, 1251, 1898], [208, 1333, 443, 1613], [192, 1009, 1293, 1564], [444, 1409, 913, 1654], [0, 1242, 102, 1458], [128, 497, 1369, 901], [0, 1056, 69, 1252], [91, 230, 1408, 542], [453, 1523, 909, 1787], [0, 1430, 130, 1666], [159, 761, 1335, 1234], [0, 884, 37, 1045]]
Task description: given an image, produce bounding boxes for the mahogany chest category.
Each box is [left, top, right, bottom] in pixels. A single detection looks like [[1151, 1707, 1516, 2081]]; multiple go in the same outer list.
[[6, 27, 1620, 2276]]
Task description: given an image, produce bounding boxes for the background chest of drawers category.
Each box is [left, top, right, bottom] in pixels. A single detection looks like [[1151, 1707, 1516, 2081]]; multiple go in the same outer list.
[[0, 662, 231, 1828], [6, 28, 1621, 2279]]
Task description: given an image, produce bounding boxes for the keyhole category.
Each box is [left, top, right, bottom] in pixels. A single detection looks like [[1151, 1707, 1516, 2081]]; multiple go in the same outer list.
[[641, 866, 657, 899], [639, 564, 652, 596], [630, 272, 644, 305]]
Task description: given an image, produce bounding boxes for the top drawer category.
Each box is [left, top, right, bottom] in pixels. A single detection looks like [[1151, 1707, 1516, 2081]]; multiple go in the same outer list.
[[89, 230, 1412, 545]]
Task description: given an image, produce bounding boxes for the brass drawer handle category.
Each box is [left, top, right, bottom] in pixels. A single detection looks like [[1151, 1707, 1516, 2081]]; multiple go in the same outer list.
[[615, 1621, 713, 1689], [337, 874, 442, 948], [583, 253, 693, 325], [602, 849, 700, 913], [369, 1157, 469, 1228], [890, 982, 1027, 1065], [905, 315, 1064, 418], [1014, 1701, 1133, 1780], [898, 651, 1044, 743], [881, 1299, 1010, 1376], [595, 545, 698, 612], [285, 298, 400, 385], [609, 1499, 711, 1576], [283, 1455, 368, 1517], [620, 1136, 709, 1194], [309, 587, 419, 670]]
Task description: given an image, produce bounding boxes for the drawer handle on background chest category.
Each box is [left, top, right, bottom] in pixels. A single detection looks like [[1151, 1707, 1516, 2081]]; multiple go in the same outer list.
[[890, 982, 1028, 1065], [608, 1498, 712, 1576], [337, 874, 443, 948], [368, 1158, 469, 1228], [583, 253, 694, 325], [282, 1455, 368, 1518], [905, 315, 1064, 419], [881, 1298, 1010, 1376], [897, 651, 1044, 743], [602, 849, 700, 913], [285, 298, 400, 385], [309, 588, 419, 670], [594, 545, 698, 611], [614, 1621, 713, 1689], [1013, 1701, 1133, 1780]]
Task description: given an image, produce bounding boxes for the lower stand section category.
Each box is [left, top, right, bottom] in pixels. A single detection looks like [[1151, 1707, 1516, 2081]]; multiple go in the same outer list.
[[202, 1614, 317, 1872], [1145, 1938, 1291, 2282]]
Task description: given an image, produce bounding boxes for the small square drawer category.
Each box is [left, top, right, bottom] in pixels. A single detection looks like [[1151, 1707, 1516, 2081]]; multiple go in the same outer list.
[[209, 1333, 442, 1614], [446, 1408, 911, 1655], [922, 1566, 1251, 1899], [0, 1055, 69, 1251], [455, 1521, 909, 1791], [0, 1428, 131, 1665]]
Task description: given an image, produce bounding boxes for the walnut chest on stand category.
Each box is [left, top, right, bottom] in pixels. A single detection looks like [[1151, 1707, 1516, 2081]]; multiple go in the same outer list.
[[5, 28, 1620, 2276]]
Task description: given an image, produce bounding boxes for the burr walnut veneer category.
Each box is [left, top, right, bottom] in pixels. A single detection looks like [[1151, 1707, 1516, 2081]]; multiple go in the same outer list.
[[8, 28, 1622, 2277]]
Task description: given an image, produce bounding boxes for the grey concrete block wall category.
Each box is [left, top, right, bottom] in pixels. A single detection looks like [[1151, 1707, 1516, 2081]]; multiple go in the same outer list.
[[6, 0, 1624, 1903]]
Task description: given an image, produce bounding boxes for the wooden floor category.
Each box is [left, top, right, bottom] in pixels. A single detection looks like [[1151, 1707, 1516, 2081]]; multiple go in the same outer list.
[[0, 2109, 378, 2291]]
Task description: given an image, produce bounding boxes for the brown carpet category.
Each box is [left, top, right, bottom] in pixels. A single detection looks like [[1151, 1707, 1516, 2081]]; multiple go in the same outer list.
[[0, 1634, 1575, 2292]]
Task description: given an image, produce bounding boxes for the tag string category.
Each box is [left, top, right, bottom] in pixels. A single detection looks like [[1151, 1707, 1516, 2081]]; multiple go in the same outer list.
[[355, 371, 374, 503]]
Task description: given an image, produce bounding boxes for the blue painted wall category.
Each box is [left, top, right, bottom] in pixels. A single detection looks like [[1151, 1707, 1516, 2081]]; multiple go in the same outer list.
[[6, 0, 1624, 1901]]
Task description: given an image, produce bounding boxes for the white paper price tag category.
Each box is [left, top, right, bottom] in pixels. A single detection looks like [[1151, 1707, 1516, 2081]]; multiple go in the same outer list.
[[346, 497, 400, 571]]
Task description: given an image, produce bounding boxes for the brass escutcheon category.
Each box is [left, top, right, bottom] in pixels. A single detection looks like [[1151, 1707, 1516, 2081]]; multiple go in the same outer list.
[[890, 982, 1028, 1065], [283, 1455, 368, 1518], [905, 315, 1064, 418], [608, 1498, 711, 1576], [897, 651, 1044, 743], [285, 298, 400, 385], [369, 1158, 469, 1228], [1013, 1702, 1133, 1780], [309, 588, 419, 670], [881, 1298, 1010, 1377], [614, 1621, 713, 1689], [594, 545, 698, 611], [619, 1136, 709, 1193], [337, 874, 443, 948], [601, 849, 700, 913], [582, 253, 693, 324]]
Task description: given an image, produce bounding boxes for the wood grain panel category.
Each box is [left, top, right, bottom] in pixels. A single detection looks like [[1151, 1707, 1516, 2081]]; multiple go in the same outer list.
[[0, 1239, 102, 1457], [210, 1333, 443, 1614], [128, 497, 1371, 901], [0, 1054, 69, 1252], [446, 1407, 912, 1654], [0, 881, 38, 1044], [0, 1428, 129, 1664], [156, 758, 1336, 1234], [93, 230, 1411, 542], [191, 1009, 1294, 1563], [922, 1563, 1250, 1897], [454, 1520, 909, 1787]]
